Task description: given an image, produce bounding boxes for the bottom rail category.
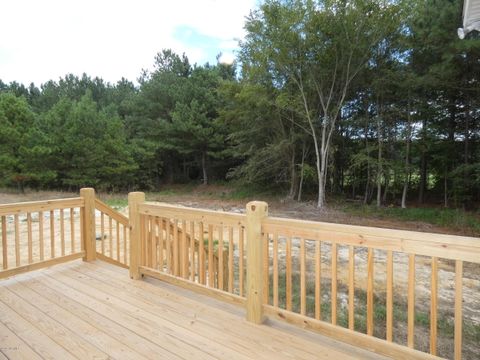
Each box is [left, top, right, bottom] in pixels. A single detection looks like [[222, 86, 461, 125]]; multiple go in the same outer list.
[[139, 266, 246, 307], [263, 305, 440, 360], [96, 252, 129, 269], [0, 252, 85, 279]]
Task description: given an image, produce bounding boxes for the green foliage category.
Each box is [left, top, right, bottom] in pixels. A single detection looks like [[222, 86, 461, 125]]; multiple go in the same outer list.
[[0, 93, 35, 190], [103, 198, 129, 208], [27, 92, 136, 190]]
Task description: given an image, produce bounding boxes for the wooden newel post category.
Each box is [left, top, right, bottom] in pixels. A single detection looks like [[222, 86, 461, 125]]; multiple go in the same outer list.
[[246, 200, 268, 324], [129, 192, 145, 280], [80, 188, 96, 262]]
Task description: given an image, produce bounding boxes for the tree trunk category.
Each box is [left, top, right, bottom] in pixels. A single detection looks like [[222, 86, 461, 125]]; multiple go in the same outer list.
[[418, 151, 426, 203], [297, 142, 307, 202], [363, 162, 370, 205], [201, 152, 208, 185], [463, 103, 470, 207], [287, 147, 296, 200], [401, 98, 412, 209], [376, 115, 382, 207], [317, 161, 326, 208], [352, 169, 356, 199], [383, 170, 389, 204], [363, 116, 370, 205], [401, 175, 409, 209], [445, 102, 456, 208], [444, 169, 448, 208], [315, 115, 329, 209], [418, 118, 427, 203]]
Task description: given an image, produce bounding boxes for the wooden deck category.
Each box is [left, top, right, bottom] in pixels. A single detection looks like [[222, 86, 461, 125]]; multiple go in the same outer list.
[[0, 260, 387, 360]]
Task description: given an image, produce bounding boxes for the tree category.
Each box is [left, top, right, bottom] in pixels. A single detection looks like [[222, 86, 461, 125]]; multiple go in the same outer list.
[[30, 92, 136, 190], [408, 0, 480, 207], [0, 93, 35, 191], [220, 81, 302, 194], [241, 0, 403, 208]]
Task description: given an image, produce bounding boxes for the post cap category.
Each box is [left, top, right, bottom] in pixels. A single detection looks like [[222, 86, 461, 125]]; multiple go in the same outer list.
[[246, 201, 268, 215]]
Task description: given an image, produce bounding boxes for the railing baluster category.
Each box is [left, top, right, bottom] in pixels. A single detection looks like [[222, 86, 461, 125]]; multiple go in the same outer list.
[[190, 221, 195, 281], [348, 245, 355, 330], [60, 209, 65, 256], [165, 218, 171, 274], [142, 216, 147, 267], [218, 225, 224, 289], [109, 216, 113, 258], [173, 220, 179, 276], [15, 214, 20, 266], [140, 215, 146, 266], [273, 232, 279, 308], [116, 220, 120, 262], [228, 226, 233, 293], [158, 218, 164, 271], [300, 237, 306, 315], [263, 232, 269, 304], [148, 216, 153, 268], [2, 216, 7, 269], [430, 256, 438, 355], [100, 212, 105, 255], [239, 226, 244, 296], [315, 240, 321, 320], [151, 217, 157, 269], [70, 208, 75, 254], [27, 213, 33, 263], [386, 250, 393, 342], [182, 219, 188, 278], [286, 236, 292, 311], [39, 211, 44, 261], [331, 242, 337, 325], [50, 210, 55, 259], [367, 248, 374, 336], [208, 224, 214, 287], [152, 217, 156, 268], [407, 254, 415, 348], [454, 260, 463, 360], [124, 223, 128, 265], [199, 222, 205, 285]]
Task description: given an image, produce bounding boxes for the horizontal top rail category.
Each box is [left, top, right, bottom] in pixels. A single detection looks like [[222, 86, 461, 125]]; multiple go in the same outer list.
[[94, 198, 129, 226], [0, 197, 84, 216], [139, 202, 246, 227], [263, 216, 480, 263]]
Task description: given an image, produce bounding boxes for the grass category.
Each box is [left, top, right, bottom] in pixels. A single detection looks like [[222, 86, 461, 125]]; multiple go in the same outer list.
[[103, 198, 128, 208], [342, 204, 480, 235]]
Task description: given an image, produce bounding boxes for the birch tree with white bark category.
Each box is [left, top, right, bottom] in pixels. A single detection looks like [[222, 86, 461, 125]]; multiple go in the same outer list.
[[240, 0, 403, 208]]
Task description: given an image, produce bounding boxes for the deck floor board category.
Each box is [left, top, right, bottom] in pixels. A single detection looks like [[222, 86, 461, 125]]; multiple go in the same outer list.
[[0, 260, 387, 360]]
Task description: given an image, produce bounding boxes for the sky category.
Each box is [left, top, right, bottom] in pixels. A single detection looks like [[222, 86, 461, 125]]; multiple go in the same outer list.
[[0, 0, 257, 86]]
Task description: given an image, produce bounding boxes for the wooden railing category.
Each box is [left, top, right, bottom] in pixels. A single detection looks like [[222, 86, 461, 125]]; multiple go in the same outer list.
[[94, 198, 129, 268], [261, 217, 480, 360], [0, 197, 86, 278], [130, 199, 480, 360], [132, 200, 247, 305]]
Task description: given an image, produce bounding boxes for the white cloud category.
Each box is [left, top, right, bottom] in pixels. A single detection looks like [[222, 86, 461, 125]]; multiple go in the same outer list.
[[0, 0, 255, 85]]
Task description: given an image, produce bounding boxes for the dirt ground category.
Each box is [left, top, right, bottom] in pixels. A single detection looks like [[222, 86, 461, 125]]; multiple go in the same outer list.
[[0, 187, 475, 236]]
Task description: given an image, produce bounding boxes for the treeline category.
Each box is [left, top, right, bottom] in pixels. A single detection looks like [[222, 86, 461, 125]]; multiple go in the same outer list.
[[0, 0, 479, 209]]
